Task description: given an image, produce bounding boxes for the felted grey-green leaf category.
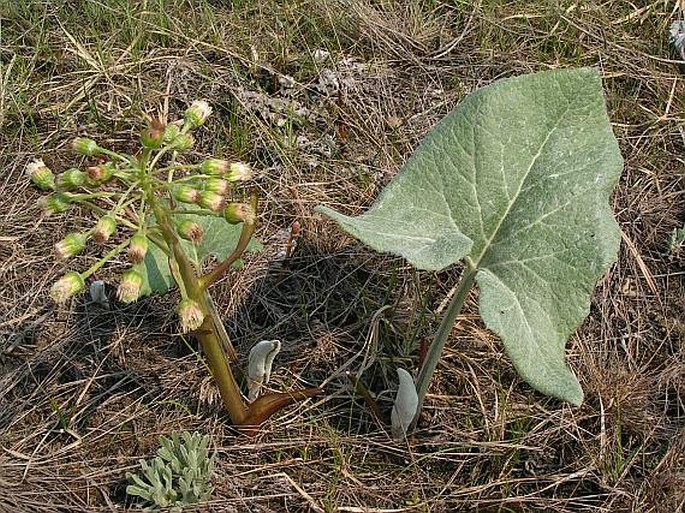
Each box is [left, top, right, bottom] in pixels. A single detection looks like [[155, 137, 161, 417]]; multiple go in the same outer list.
[[317, 68, 623, 404]]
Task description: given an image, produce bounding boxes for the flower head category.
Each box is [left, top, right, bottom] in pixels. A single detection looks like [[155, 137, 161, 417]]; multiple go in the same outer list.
[[184, 100, 212, 129], [72, 137, 101, 156], [169, 133, 194, 152], [176, 219, 204, 245], [117, 268, 143, 304], [164, 123, 181, 143], [178, 299, 204, 333], [226, 162, 252, 182], [55, 233, 88, 260], [57, 168, 87, 190], [40, 194, 72, 215], [128, 234, 149, 264], [26, 159, 55, 191], [86, 163, 115, 184], [172, 185, 201, 204], [224, 203, 256, 225], [198, 190, 226, 212], [140, 116, 166, 149], [200, 159, 229, 176], [50, 271, 85, 304], [93, 215, 117, 244], [203, 178, 230, 195]]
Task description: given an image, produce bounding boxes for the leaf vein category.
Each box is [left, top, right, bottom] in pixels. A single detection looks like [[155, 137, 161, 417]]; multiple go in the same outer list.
[[474, 104, 571, 265]]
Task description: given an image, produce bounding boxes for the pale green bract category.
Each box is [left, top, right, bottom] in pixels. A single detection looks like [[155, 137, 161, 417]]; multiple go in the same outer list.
[[316, 68, 623, 405]]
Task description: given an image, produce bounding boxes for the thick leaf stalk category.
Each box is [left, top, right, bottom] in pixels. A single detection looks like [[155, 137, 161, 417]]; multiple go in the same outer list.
[[414, 260, 476, 419]]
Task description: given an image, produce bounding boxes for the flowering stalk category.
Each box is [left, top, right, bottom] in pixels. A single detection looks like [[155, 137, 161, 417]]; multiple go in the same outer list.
[[145, 188, 250, 424], [33, 101, 321, 429]]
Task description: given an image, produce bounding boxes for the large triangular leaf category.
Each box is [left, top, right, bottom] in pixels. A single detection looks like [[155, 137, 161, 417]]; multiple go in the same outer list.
[[140, 211, 262, 295], [316, 68, 623, 404]]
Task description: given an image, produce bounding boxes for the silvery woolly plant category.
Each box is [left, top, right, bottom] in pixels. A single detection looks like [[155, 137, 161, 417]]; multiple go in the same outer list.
[[126, 431, 215, 510], [29, 101, 320, 427]]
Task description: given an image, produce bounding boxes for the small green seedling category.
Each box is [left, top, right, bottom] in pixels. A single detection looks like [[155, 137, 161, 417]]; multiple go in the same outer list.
[[126, 431, 214, 510], [669, 225, 685, 256], [29, 101, 320, 427], [318, 68, 623, 430]]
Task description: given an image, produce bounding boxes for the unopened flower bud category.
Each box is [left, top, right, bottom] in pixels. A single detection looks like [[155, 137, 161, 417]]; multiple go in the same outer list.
[[169, 133, 194, 152], [226, 162, 252, 182], [117, 268, 143, 303], [140, 117, 166, 149], [178, 298, 204, 332], [203, 178, 230, 195], [50, 271, 85, 304], [72, 137, 100, 156], [93, 215, 117, 243], [164, 123, 181, 142], [41, 194, 72, 215], [184, 100, 212, 128], [176, 219, 204, 244], [198, 190, 225, 212], [87, 163, 115, 184], [198, 191, 226, 212], [200, 159, 229, 176], [172, 185, 201, 204], [224, 203, 256, 225], [55, 233, 88, 260], [57, 168, 87, 190], [128, 234, 149, 264], [26, 159, 55, 191]]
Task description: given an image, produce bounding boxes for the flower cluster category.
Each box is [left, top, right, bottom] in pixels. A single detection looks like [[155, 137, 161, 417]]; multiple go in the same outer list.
[[172, 159, 253, 215], [28, 100, 257, 334]]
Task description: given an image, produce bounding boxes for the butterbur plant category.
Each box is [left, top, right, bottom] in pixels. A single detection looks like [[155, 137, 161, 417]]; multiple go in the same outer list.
[[31, 101, 320, 427], [318, 68, 624, 429]]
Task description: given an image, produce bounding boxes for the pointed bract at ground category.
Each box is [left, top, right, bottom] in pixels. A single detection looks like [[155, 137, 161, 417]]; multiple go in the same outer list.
[[247, 340, 281, 401], [391, 368, 419, 440]]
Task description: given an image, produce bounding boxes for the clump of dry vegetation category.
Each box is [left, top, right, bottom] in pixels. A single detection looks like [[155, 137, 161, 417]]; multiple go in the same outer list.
[[1, 1, 683, 512]]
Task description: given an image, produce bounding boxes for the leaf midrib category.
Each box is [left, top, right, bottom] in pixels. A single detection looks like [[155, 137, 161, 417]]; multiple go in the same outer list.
[[473, 105, 570, 268]]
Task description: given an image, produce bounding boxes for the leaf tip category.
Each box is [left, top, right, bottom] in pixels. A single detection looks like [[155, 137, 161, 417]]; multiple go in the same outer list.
[[564, 380, 584, 407]]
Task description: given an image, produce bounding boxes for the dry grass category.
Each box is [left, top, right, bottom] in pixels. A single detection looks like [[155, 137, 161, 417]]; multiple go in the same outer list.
[[1, 0, 684, 511]]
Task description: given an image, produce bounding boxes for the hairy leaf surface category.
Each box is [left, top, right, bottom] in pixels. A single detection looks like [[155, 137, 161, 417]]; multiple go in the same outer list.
[[317, 68, 623, 404]]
